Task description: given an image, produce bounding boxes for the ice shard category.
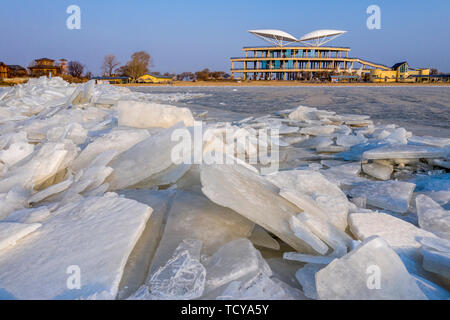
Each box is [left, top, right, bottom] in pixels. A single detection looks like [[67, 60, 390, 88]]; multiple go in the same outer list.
[[416, 194, 450, 240], [362, 145, 446, 160], [362, 162, 393, 181], [148, 191, 254, 277], [0, 222, 41, 253], [266, 169, 349, 230], [201, 164, 322, 254], [349, 212, 437, 262], [118, 100, 194, 129], [0, 195, 152, 300], [316, 237, 427, 300], [348, 180, 416, 213]]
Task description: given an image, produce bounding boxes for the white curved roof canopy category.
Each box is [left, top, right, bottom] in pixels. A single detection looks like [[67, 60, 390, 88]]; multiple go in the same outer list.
[[248, 29, 298, 46], [249, 30, 298, 42], [248, 28, 347, 47], [299, 29, 347, 46]]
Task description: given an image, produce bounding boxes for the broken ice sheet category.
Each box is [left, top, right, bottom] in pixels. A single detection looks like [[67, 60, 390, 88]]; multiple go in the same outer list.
[[283, 252, 335, 265], [0, 222, 41, 253], [130, 239, 206, 300], [0, 187, 29, 221], [266, 169, 349, 230], [106, 123, 187, 190], [70, 128, 149, 172], [202, 239, 271, 296], [2, 76, 449, 300], [416, 195, 450, 240], [412, 274, 450, 300], [129, 163, 191, 190], [27, 177, 73, 205], [217, 271, 305, 300], [320, 165, 368, 188], [362, 162, 393, 181], [248, 225, 280, 250], [294, 212, 353, 254], [383, 127, 411, 145], [147, 191, 254, 278], [420, 237, 450, 282], [300, 125, 337, 136], [296, 136, 333, 149], [316, 145, 349, 154], [266, 258, 304, 290], [116, 189, 175, 299], [201, 163, 321, 254], [409, 136, 450, 148], [349, 212, 437, 263], [316, 237, 427, 300], [0, 141, 78, 193], [336, 134, 367, 148], [3, 206, 51, 224], [0, 195, 152, 300], [288, 106, 323, 121], [348, 180, 416, 213], [295, 263, 325, 300], [362, 144, 446, 160], [421, 247, 450, 283], [117, 100, 194, 129], [288, 216, 329, 255], [410, 173, 450, 193], [0, 142, 34, 167]]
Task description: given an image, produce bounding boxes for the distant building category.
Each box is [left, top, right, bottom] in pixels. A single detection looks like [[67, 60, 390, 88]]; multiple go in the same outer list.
[[0, 62, 7, 79], [6, 65, 27, 77], [28, 58, 61, 77], [230, 29, 391, 81], [137, 74, 173, 83], [57, 59, 68, 75], [91, 76, 131, 84], [0, 62, 27, 78], [370, 62, 430, 82]]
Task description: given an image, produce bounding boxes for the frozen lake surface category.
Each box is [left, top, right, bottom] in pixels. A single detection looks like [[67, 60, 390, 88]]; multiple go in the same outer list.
[[0, 79, 449, 300], [131, 86, 450, 138]]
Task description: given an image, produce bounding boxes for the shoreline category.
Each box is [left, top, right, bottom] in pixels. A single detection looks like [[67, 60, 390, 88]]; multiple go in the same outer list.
[[2, 81, 449, 88], [115, 81, 450, 88]]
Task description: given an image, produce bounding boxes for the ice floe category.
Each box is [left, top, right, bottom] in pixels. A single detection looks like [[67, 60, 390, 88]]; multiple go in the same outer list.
[[0, 77, 448, 300]]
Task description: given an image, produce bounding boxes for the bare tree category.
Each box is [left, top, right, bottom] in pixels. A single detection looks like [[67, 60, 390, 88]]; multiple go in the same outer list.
[[126, 51, 153, 81], [68, 61, 84, 78], [115, 65, 129, 77], [101, 54, 120, 76], [195, 68, 210, 81]]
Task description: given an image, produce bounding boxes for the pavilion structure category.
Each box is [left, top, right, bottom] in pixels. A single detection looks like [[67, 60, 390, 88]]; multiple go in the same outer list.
[[28, 58, 62, 77], [230, 29, 390, 81]]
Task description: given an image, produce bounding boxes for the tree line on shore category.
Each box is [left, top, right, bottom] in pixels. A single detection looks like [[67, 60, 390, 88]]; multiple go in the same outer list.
[[21, 50, 231, 83], [99, 51, 230, 82]]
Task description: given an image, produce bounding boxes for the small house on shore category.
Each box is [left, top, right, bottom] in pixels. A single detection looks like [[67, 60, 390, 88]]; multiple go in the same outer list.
[[0, 62, 28, 79], [370, 61, 430, 83], [29, 58, 61, 77], [137, 74, 173, 84], [0, 62, 7, 78], [6, 65, 27, 77], [91, 76, 131, 84]]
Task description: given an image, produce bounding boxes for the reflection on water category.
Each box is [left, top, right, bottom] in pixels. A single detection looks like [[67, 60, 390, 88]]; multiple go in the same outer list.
[[131, 86, 450, 138]]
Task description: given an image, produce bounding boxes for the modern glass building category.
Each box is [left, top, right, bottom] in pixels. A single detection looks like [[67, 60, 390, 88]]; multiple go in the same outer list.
[[230, 29, 390, 81]]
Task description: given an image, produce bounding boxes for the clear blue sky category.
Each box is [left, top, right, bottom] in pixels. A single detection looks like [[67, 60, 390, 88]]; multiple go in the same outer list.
[[1, 0, 449, 75]]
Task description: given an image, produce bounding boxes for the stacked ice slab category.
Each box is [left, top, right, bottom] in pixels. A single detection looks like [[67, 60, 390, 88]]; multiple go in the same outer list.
[[0, 78, 448, 300]]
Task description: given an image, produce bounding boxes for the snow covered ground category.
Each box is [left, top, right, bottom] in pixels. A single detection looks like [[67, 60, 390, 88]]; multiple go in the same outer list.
[[0, 77, 448, 300]]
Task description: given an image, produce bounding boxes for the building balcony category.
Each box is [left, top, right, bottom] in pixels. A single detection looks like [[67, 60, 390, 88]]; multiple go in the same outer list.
[[230, 56, 353, 61], [230, 68, 355, 72]]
